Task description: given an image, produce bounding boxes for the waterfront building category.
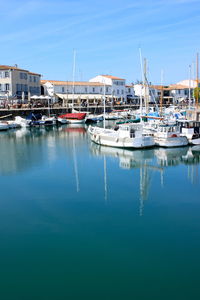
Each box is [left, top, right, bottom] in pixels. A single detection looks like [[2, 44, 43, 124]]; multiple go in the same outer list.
[[0, 65, 41, 106], [89, 75, 126, 103], [133, 82, 197, 106], [41, 80, 110, 106], [41, 74, 133, 106]]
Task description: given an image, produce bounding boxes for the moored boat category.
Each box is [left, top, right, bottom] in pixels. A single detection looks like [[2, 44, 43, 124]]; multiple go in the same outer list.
[[88, 123, 155, 149], [14, 116, 32, 127], [177, 120, 200, 145], [58, 113, 86, 124], [144, 123, 188, 147]]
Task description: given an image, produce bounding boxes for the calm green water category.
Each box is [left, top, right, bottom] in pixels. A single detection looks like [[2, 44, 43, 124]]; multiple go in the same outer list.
[[0, 125, 200, 300]]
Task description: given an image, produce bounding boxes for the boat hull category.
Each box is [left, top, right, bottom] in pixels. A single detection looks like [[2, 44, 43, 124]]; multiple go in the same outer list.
[[0, 123, 9, 131], [189, 137, 200, 145], [67, 119, 85, 124], [89, 127, 155, 149], [154, 136, 188, 147]]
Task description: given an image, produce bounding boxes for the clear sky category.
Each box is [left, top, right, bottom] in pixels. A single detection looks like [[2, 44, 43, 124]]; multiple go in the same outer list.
[[0, 0, 200, 85]]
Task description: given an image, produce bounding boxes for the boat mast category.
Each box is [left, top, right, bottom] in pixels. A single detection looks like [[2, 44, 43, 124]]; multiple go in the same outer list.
[[144, 58, 148, 114], [160, 69, 164, 116], [103, 79, 106, 129], [196, 52, 199, 109], [139, 48, 144, 115], [188, 64, 191, 110], [72, 49, 76, 110]]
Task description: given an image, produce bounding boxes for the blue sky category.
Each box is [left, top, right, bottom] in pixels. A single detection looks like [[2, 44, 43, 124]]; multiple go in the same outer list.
[[0, 0, 200, 84]]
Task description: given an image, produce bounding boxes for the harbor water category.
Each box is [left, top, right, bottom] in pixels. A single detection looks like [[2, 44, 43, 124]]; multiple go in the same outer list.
[[0, 125, 200, 299]]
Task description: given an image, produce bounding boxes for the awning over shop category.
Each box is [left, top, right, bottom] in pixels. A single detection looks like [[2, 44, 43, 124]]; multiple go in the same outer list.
[[55, 93, 105, 100]]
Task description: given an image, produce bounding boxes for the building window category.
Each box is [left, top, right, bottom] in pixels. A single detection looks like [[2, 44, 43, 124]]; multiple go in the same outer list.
[[29, 76, 32, 82], [20, 72, 27, 80], [85, 87, 87, 93], [62, 87, 65, 93], [106, 87, 108, 93], [121, 90, 124, 94], [117, 89, 119, 94], [5, 71, 9, 78], [5, 84, 10, 91], [34, 76, 36, 82], [93, 87, 95, 93], [0, 84, 1, 90], [100, 88, 102, 93], [128, 88, 131, 93]]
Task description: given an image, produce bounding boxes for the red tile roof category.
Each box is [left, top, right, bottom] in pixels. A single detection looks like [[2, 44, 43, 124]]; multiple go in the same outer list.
[[101, 75, 125, 80], [0, 65, 41, 76], [41, 80, 107, 86]]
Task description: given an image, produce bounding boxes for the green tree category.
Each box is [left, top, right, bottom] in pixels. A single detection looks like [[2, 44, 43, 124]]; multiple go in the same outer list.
[[193, 87, 200, 102]]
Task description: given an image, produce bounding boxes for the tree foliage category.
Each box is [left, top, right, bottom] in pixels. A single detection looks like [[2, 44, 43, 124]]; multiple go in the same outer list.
[[193, 87, 200, 101]]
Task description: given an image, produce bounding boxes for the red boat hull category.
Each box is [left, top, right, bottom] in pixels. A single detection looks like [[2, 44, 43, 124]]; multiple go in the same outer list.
[[58, 113, 86, 120]]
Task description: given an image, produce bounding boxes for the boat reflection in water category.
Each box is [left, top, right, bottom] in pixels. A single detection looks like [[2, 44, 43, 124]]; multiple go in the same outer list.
[[90, 142, 200, 215], [0, 125, 87, 175]]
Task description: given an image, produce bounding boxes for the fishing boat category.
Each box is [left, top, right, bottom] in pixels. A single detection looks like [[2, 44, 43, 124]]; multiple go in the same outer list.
[[144, 123, 188, 147], [88, 123, 155, 149], [177, 120, 200, 145]]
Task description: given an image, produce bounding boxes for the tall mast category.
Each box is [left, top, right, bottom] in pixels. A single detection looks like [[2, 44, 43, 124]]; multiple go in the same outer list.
[[139, 48, 144, 114], [160, 69, 164, 116], [196, 52, 199, 109], [144, 58, 148, 114], [72, 49, 76, 110], [188, 64, 191, 110], [103, 79, 106, 129]]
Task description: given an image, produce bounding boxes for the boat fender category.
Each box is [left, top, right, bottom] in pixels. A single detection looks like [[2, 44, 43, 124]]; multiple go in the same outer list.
[[171, 134, 177, 138], [115, 138, 119, 142]]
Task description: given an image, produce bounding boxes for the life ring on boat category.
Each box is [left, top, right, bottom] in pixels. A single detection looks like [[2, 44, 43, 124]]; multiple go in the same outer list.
[[171, 134, 177, 138]]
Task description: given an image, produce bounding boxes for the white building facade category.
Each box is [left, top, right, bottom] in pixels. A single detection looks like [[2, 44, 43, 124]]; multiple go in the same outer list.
[[41, 80, 111, 106], [89, 75, 126, 102], [41, 74, 132, 106]]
